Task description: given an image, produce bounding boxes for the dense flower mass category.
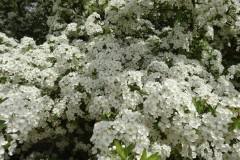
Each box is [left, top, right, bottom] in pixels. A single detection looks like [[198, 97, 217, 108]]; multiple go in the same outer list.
[[0, 0, 240, 159]]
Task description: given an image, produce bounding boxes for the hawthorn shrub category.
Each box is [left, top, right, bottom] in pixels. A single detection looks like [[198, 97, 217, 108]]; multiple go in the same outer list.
[[0, 0, 240, 160]]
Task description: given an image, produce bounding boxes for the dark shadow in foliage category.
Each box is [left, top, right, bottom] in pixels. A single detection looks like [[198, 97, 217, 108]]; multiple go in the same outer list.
[[0, 0, 53, 44]]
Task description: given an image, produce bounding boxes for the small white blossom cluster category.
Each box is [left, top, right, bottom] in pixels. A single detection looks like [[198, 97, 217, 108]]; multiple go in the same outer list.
[[91, 109, 150, 156], [0, 0, 240, 159], [82, 12, 103, 36], [65, 23, 78, 35], [160, 23, 192, 52], [151, 143, 171, 160], [0, 84, 53, 158]]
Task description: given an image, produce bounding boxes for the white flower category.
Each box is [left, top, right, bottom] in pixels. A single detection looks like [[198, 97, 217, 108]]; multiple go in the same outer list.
[[206, 26, 214, 39], [151, 143, 171, 159], [85, 12, 103, 36], [0, 137, 7, 147], [66, 23, 78, 33]]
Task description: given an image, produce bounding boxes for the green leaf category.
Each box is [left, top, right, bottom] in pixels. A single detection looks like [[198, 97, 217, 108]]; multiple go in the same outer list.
[[193, 98, 216, 115], [128, 83, 148, 95], [128, 154, 134, 160], [30, 62, 38, 68], [0, 97, 8, 104], [46, 57, 57, 64], [111, 6, 119, 12], [140, 149, 147, 160], [202, 41, 209, 50], [229, 117, 240, 131], [0, 77, 7, 84], [101, 113, 110, 121], [139, 90, 148, 96], [74, 83, 85, 92], [146, 153, 161, 160], [141, 150, 161, 160], [0, 119, 6, 131], [101, 112, 117, 121], [114, 140, 127, 160], [128, 83, 141, 92], [193, 99, 204, 114], [125, 142, 136, 156]]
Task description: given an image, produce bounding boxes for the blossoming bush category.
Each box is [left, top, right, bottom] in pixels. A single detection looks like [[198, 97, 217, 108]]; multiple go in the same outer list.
[[0, 0, 240, 159]]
